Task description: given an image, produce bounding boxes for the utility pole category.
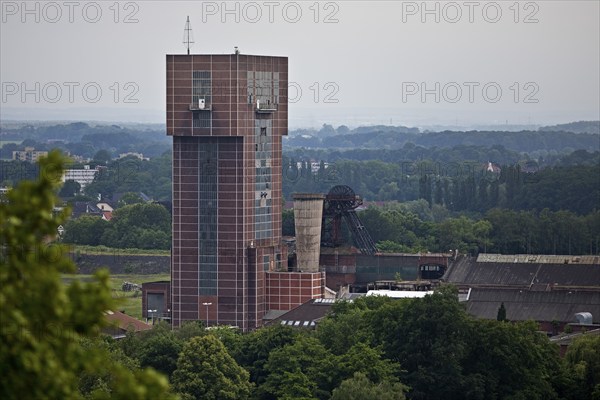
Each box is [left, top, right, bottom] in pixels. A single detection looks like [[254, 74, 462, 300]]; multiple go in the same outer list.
[[202, 302, 212, 327]]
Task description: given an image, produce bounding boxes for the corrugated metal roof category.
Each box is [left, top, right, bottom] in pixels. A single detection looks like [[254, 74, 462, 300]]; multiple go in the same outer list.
[[267, 298, 335, 327], [465, 288, 600, 323], [477, 254, 600, 265], [445, 255, 600, 287], [366, 290, 433, 298]]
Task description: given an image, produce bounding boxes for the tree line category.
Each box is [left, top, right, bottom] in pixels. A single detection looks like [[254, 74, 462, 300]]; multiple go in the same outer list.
[[82, 153, 172, 202], [0, 122, 169, 160], [3, 149, 600, 400], [283, 154, 599, 216], [283, 203, 600, 255], [106, 288, 600, 400], [284, 124, 600, 153], [63, 202, 171, 250], [1, 151, 172, 202]]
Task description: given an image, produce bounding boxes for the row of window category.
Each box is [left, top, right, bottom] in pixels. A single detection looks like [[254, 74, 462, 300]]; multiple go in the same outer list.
[[198, 142, 218, 296]]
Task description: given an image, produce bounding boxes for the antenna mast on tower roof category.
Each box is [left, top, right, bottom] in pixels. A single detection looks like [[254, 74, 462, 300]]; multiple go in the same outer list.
[[183, 16, 194, 55]]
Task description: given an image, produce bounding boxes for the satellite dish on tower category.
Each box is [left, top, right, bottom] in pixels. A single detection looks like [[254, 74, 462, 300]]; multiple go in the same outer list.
[[183, 16, 194, 55]]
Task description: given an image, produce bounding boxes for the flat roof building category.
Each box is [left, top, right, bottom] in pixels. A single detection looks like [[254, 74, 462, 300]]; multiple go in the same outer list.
[[62, 166, 98, 189], [13, 147, 48, 162]]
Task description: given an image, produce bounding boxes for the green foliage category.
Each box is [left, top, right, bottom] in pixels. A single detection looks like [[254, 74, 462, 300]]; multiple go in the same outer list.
[[60, 179, 82, 198], [461, 320, 562, 400], [0, 150, 175, 399], [257, 321, 403, 400], [564, 334, 600, 400], [63, 202, 171, 250], [101, 202, 171, 249], [1, 122, 170, 159], [377, 240, 412, 254], [319, 285, 566, 400], [331, 372, 407, 400], [360, 207, 428, 253], [172, 335, 252, 400], [137, 332, 183, 378], [282, 209, 295, 236], [282, 149, 599, 216], [93, 149, 112, 165], [285, 127, 599, 154], [338, 343, 402, 385], [0, 159, 40, 186], [84, 153, 172, 201], [497, 302, 507, 321], [315, 297, 385, 355], [232, 324, 299, 386], [359, 204, 599, 255], [371, 287, 468, 399], [174, 320, 207, 342], [77, 337, 140, 398], [64, 215, 108, 246], [436, 216, 491, 254], [485, 208, 598, 255], [259, 336, 336, 400], [117, 192, 145, 208]]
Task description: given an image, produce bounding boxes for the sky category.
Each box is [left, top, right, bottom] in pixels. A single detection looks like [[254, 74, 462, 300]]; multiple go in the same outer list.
[[1, 0, 599, 129]]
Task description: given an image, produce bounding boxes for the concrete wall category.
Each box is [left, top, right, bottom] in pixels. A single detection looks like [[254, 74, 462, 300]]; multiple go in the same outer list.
[[293, 194, 325, 272], [71, 253, 170, 275], [320, 252, 450, 289]]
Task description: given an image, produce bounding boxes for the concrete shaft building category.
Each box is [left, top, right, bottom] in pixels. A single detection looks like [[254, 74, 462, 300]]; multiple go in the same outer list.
[[293, 194, 325, 272], [167, 53, 289, 330], [167, 52, 324, 330]]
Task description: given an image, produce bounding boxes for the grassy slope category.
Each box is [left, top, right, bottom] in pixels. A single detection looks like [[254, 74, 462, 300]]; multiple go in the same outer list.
[[63, 273, 170, 320]]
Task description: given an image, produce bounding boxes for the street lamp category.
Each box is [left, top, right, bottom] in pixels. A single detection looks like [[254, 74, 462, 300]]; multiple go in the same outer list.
[[147, 309, 157, 325], [202, 302, 212, 328]]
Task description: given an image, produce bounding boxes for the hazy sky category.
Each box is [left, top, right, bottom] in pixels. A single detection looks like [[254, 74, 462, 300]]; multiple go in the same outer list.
[[1, 0, 599, 128]]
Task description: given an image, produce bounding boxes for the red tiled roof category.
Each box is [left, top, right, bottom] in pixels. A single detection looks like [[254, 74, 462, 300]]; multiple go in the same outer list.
[[104, 310, 152, 333]]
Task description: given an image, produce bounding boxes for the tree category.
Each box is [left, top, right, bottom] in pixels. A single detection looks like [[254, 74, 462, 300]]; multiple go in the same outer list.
[[315, 294, 393, 357], [77, 337, 143, 397], [338, 343, 402, 385], [497, 302, 507, 321], [93, 149, 112, 165], [232, 324, 298, 387], [434, 179, 444, 205], [370, 286, 468, 400], [461, 320, 563, 400], [137, 332, 183, 378], [59, 179, 81, 198], [0, 150, 175, 399], [331, 372, 407, 400], [63, 215, 108, 246], [282, 209, 295, 236], [418, 175, 432, 206], [377, 240, 412, 254], [88, 202, 172, 250], [564, 334, 600, 400], [172, 335, 252, 400], [259, 336, 337, 400], [117, 192, 144, 208]]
